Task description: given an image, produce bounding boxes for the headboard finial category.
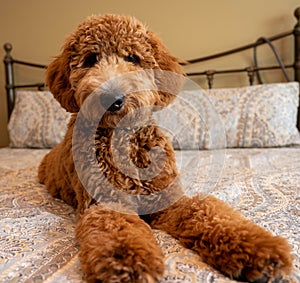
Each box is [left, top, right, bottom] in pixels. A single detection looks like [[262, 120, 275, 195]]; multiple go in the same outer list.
[[4, 43, 12, 54]]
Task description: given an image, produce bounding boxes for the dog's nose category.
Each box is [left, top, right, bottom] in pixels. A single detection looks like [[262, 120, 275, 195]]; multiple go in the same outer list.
[[100, 91, 125, 112]]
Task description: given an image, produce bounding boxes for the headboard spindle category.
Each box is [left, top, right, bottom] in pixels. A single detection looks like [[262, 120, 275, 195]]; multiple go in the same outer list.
[[3, 43, 15, 118]]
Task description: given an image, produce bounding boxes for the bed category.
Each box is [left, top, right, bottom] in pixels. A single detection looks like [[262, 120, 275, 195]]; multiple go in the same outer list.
[[1, 7, 300, 283]]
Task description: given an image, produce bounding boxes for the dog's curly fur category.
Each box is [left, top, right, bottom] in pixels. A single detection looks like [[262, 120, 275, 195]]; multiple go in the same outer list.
[[38, 14, 293, 283]]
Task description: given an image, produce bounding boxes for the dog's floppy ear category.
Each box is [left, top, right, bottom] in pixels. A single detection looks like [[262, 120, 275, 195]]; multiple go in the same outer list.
[[147, 30, 184, 108], [147, 30, 184, 75], [46, 50, 79, 113]]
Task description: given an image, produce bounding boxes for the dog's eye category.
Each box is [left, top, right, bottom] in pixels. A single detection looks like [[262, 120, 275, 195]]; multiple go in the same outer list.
[[124, 54, 140, 65], [82, 53, 99, 68]]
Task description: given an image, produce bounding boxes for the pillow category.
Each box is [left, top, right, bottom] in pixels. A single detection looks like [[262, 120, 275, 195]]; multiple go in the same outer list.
[[9, 83, 300, 149], [208, 82, 300, 148], [154, 82, 300, 149], [8, 90, 71, 148]]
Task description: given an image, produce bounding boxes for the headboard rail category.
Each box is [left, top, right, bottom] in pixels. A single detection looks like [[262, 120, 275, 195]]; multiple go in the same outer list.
[[186, 30, 293, 65], [184, 6, 300, 87], [184, 30, 295, 88]]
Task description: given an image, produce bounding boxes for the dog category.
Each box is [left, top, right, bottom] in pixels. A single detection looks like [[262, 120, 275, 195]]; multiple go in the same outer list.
[[38, 14, 293, 283]]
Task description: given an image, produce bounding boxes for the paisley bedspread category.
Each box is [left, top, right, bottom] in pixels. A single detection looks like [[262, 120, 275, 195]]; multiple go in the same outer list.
[[0, 147, 299, 283]]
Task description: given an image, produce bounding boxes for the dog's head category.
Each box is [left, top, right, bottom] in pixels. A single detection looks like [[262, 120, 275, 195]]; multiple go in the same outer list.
[[46, 14, 184, 127]]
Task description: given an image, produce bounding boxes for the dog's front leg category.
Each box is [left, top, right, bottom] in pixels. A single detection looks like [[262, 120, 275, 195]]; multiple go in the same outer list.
[[76, 205, 164, 283], [150, 195, 293, 283]]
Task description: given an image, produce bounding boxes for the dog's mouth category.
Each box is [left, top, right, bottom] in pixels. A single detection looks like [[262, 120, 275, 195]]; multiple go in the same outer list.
[[100, 103, 154, 130]]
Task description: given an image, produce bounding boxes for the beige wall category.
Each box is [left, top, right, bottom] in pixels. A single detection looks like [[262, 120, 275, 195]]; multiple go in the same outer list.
[[0, 0, 299, 147]]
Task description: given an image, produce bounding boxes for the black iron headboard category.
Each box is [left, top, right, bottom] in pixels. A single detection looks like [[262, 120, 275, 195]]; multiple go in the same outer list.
[[3, 43, 46, 119], [184, 7, 300, 86], [3, 7, 300, 129]]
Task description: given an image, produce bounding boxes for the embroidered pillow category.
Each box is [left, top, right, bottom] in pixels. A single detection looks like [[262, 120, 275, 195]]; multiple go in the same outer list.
[[154, 82, 300, 149], [208, 82, 300, 148], [8, 90, 70, 148], [9, 83, 300, 149]]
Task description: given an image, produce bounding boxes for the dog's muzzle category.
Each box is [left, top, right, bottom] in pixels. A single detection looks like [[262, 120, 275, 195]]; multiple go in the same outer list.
[[100, 91, 125, 113]]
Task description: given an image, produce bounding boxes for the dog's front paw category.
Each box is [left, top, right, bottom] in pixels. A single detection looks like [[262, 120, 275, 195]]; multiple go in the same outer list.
[[81, 241, 164, 283], [233, 236, 293, 283], [211, 232, 293, 283], [76, 207, 164, 283]]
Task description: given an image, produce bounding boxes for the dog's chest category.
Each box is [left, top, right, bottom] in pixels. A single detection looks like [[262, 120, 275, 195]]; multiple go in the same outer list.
[[93, 126, 177, 195]]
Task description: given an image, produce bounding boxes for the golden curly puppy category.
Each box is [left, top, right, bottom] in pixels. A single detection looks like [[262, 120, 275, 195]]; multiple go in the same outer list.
[[38, 14, 293, 283]]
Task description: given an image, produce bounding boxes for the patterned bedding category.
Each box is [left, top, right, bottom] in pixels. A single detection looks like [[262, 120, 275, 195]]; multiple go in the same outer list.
[[0, 147, 299, 283]]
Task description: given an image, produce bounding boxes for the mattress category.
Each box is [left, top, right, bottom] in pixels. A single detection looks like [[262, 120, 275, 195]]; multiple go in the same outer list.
[[0, 147, 299, 282]]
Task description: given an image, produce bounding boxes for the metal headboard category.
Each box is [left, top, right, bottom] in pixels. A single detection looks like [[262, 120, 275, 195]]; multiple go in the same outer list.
[[3, 42, 46, 119], [184, 7, 300, 87]]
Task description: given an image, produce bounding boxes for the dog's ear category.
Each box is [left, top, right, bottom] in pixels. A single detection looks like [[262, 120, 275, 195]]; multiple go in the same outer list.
[[147, 31, 185, 108], [46, 51, 79, 113], [147, 31, 184, 74]]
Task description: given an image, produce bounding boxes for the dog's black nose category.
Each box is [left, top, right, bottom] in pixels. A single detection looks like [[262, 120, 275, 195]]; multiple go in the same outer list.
[[100, 91, 125, 112]]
